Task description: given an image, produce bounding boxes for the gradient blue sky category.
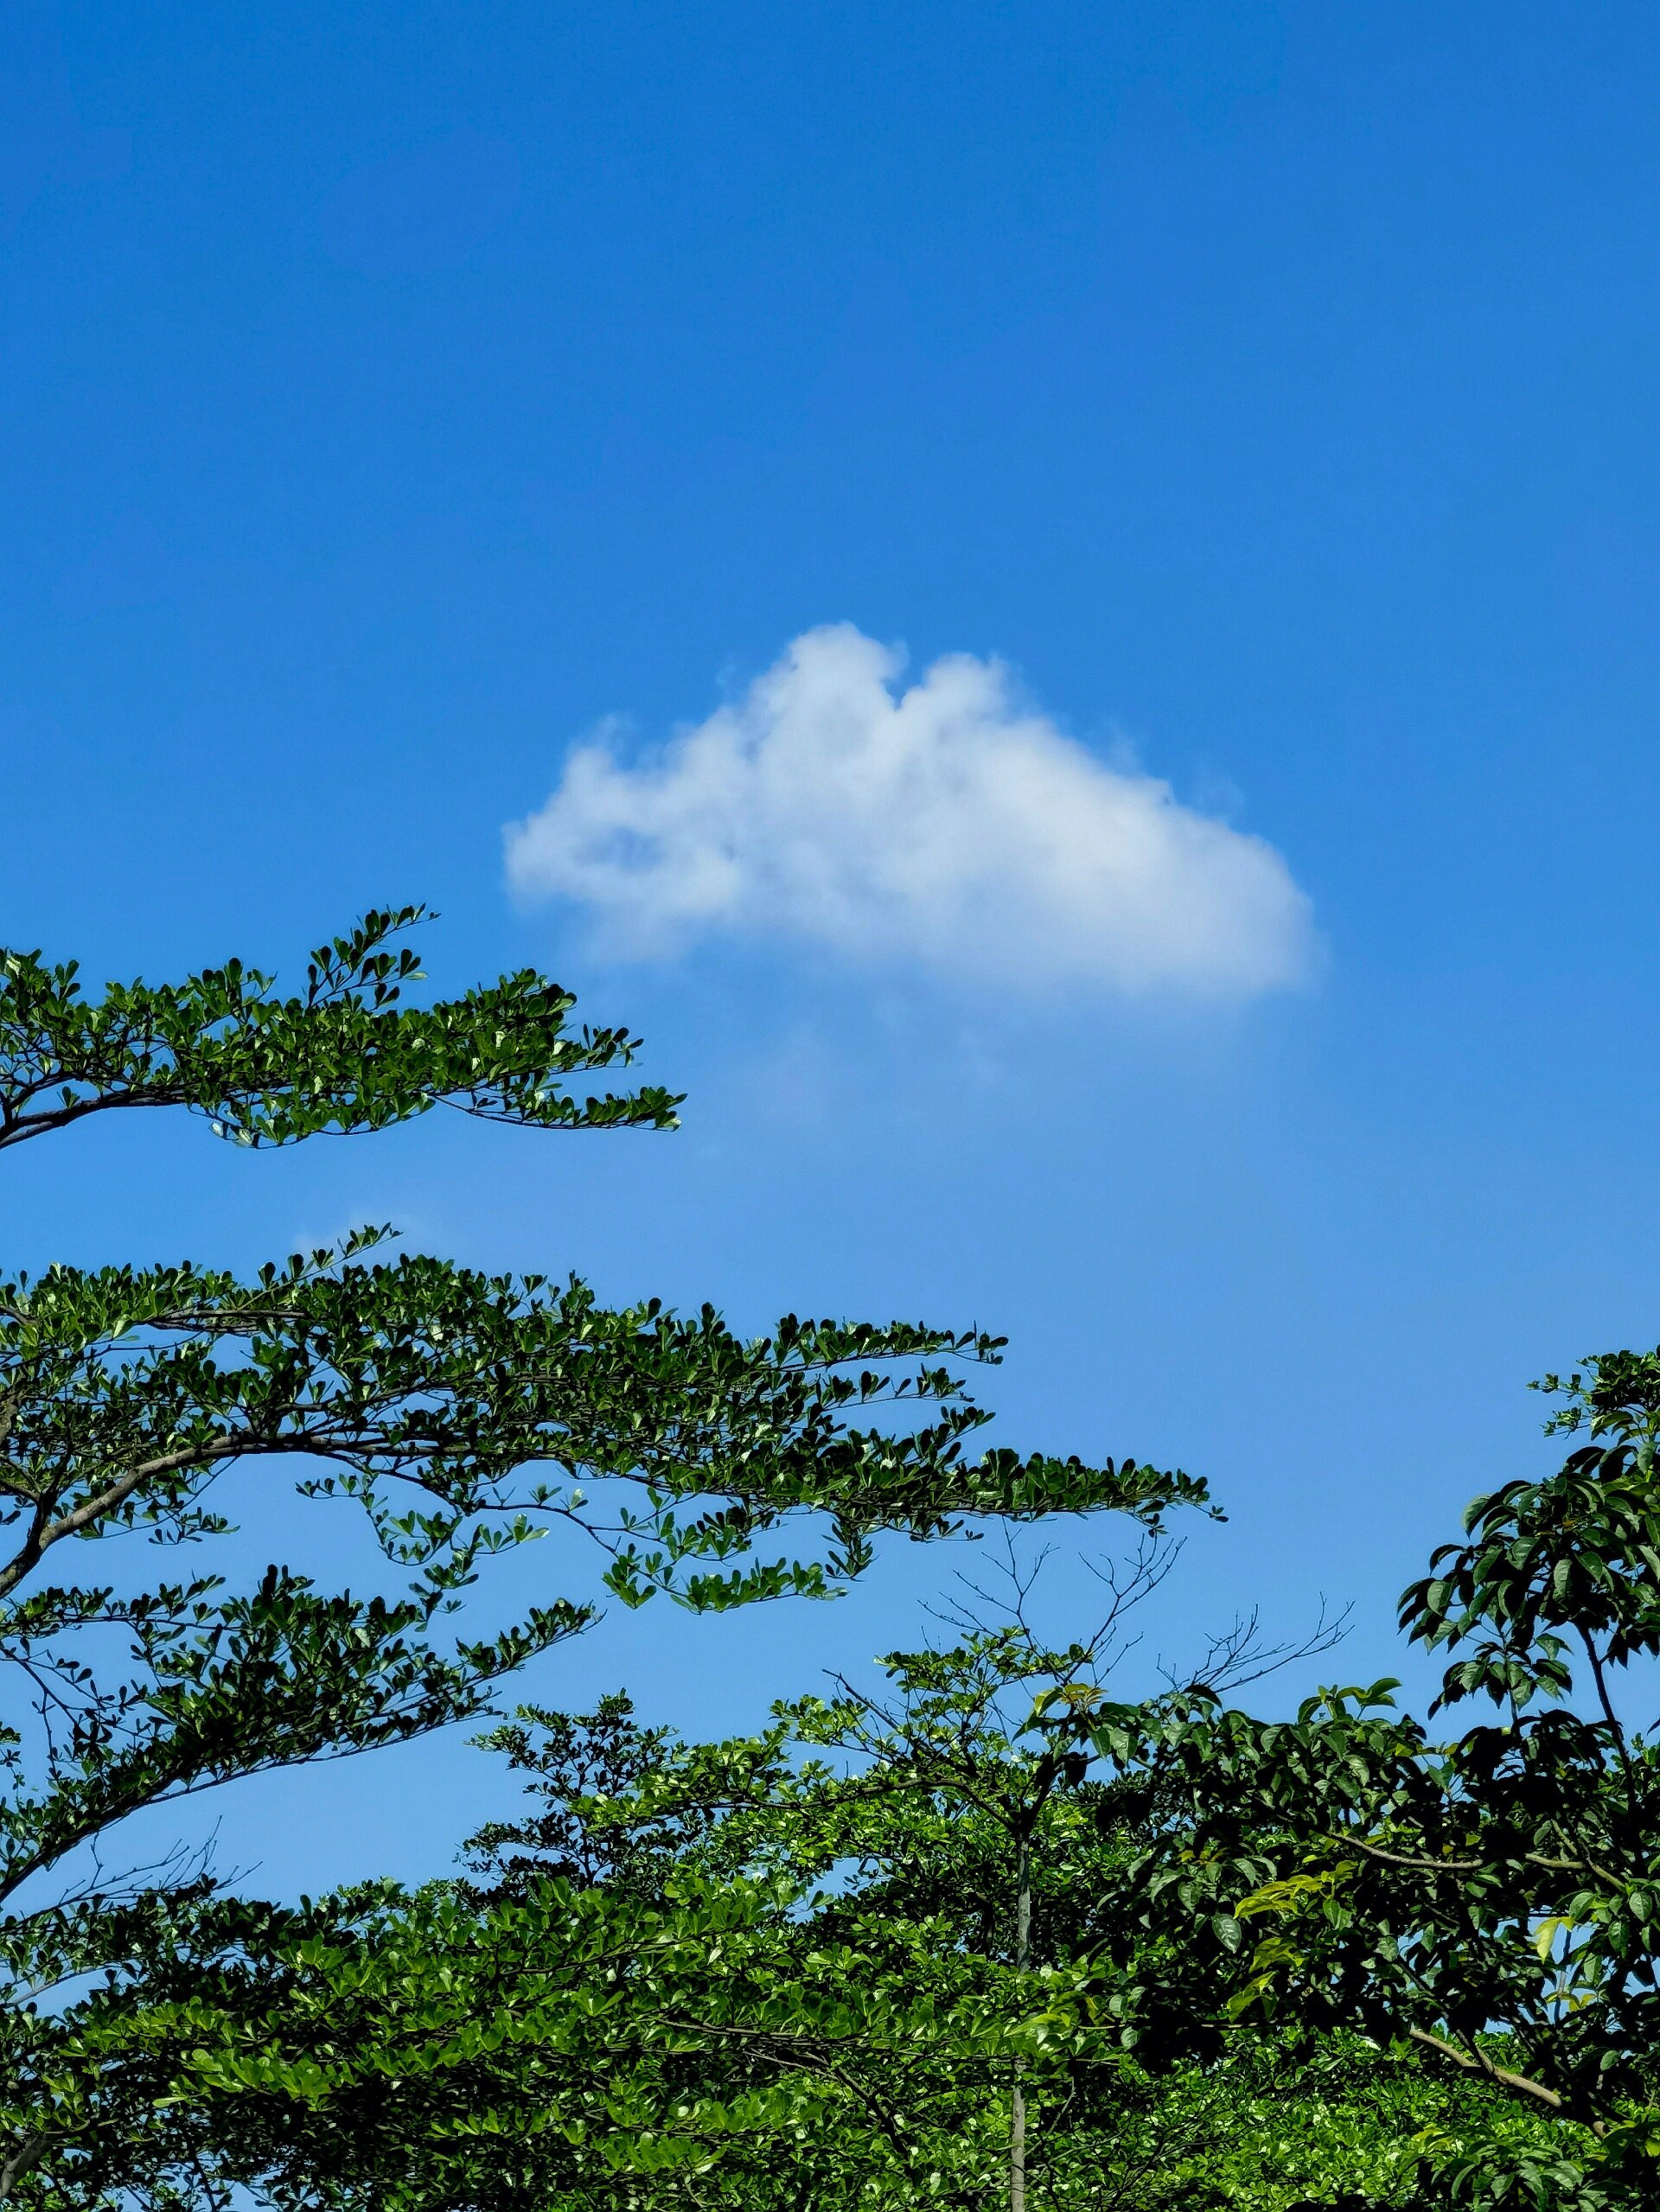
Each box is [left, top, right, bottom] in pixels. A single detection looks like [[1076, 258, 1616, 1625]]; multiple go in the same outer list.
[[5, 2, 1659, 1897]]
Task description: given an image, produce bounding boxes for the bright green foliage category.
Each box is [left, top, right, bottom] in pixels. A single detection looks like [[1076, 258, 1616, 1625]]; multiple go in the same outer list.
[[82, 1622, 1583, 2211], [76, 1865, 1071, 2210], [0, 913, 1201, 2207]]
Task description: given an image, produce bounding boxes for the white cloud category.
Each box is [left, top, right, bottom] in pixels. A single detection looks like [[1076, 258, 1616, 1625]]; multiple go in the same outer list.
[[505, 625, 1314, 998]]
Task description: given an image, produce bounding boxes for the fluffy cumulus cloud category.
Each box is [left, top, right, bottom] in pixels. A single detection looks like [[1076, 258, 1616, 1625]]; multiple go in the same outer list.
[[505, 625, 1313, 998]]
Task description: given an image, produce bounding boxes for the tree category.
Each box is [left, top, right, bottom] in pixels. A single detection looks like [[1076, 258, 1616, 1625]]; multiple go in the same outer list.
[[129, 1566, 1574, 2212], [52, 1597, 1218, 2210], [1087, 1353, 1660, 2209], [0, 908, 1203, 2207]]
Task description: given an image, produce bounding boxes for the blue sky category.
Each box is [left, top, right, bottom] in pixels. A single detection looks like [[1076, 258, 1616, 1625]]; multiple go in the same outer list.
[[5, 2, 1660, 1896]]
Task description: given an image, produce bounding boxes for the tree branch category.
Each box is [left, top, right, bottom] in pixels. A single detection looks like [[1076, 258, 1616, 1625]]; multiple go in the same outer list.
[[1406, 2024, 1601, 2133]]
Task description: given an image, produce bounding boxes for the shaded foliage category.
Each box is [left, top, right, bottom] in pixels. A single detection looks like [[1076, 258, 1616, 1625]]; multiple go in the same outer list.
[[1069, 1357, 1660, 2206]]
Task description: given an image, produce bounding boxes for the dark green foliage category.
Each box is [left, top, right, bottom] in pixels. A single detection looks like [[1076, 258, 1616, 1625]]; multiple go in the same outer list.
[[1072, 1356, 1660, 2206], [0, 907, 680, 1148], [0, 912, 1200, 2207]]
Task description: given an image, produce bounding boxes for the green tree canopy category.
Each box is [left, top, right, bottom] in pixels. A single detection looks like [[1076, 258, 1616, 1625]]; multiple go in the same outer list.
[[1067, 1355, 1660, 2209], [0, 910, 1203, 2207], [98, 1590, 1580, 2212]]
